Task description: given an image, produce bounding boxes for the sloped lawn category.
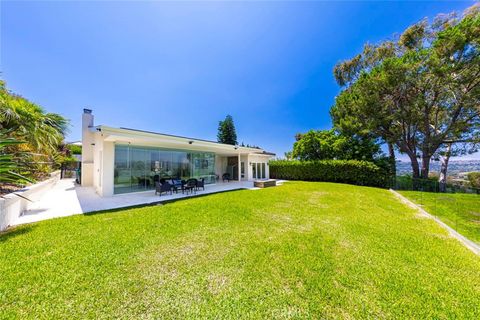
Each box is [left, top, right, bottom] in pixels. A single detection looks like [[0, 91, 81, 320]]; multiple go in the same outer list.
[[1, 182, 479, 319], [399, 191, 480, 244]]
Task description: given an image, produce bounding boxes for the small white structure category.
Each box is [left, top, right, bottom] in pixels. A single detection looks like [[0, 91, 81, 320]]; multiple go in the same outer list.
[[81, 109, 275, 197]]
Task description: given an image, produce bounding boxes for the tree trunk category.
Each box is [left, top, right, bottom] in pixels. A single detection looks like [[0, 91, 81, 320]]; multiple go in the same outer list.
[[420, 154, 431, 180], [409, 154, 420, 179], [439, 143, 452, 193], [388, 142, 396, 177]]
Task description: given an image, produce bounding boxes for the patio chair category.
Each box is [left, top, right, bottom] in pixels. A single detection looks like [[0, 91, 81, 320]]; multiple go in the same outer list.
[[155, 181, 172, 196], [185, 178, 198, 194], [196, 178, 205, 191], [222, 173, 231, 182]]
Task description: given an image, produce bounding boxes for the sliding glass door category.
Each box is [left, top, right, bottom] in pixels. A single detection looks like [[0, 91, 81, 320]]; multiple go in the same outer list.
[[114, 145, 215, 194], [251, 162, 266, 179]]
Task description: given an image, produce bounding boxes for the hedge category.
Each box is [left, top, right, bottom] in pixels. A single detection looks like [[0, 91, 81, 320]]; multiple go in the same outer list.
[[269, 160, 389, 188]]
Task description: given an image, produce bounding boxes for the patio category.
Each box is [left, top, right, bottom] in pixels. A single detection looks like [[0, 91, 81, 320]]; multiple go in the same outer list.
[[13, 179, 269, 227]]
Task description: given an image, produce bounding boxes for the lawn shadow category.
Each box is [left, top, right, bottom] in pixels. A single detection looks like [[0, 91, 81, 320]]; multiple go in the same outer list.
[[83, 188, 248, 217], [0, 225, 34, 243]]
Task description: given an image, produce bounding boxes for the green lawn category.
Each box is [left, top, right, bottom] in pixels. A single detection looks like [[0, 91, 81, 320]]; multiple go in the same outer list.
[[399, 191, 480, 244], [1, 182, 479, 319]]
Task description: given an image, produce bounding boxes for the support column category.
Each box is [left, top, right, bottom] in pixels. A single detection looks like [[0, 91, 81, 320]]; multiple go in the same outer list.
[[238, 153, 241, 181]]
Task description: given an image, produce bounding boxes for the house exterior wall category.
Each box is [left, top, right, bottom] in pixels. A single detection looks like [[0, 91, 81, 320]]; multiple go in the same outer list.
[[240, 155, 248, 180], [215, 155, 227, 180], [88, 136, 116, 197], [247, 154, 271, 180], [81, 110, 94, 187], [92, 145, 272, 197], [81, 110, 274, 197]]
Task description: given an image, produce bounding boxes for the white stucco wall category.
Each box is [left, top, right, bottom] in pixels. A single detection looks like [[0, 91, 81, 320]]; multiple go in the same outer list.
[[240, 155, 248, 180], [215, 155, 228, 179], [247, 154, 272, 180], [81, 111, 94, 187], [101, 141, 114, 196], [91, 134, 114, 197], [0, 171, 60, 231]]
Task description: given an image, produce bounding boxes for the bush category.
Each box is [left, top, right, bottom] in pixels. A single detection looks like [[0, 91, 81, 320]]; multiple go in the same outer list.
[[269, 160, 389, 188], [68, 144, 82, 155], [467, 172, 480, 188]]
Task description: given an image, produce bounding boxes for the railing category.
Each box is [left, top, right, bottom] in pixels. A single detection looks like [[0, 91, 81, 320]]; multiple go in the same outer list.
[[392, 176, 480, 194], [390, 176, 480, 245]]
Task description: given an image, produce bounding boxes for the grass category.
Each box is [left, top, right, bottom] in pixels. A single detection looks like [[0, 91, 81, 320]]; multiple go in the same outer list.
[[399, 191, 480, 244], [1, 181, 479, 319]]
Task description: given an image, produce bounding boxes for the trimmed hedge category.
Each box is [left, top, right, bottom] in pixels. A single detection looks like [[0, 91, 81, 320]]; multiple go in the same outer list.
[[269, 160, 389, 188]]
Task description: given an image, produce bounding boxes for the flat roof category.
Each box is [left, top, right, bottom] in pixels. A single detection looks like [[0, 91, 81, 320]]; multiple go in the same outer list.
[[95, 125, 276, 156]]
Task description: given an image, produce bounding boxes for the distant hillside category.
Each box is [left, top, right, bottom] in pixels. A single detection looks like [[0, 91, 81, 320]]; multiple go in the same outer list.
[[396, 160, 480, 178]]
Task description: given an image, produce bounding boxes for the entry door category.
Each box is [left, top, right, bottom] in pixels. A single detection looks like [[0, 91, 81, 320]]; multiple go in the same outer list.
[[252, 162, 263, 179]]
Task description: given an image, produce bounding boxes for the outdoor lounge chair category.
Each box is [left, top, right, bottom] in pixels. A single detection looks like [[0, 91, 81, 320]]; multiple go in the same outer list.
[[222, 173, 231, 182], [155, 181, 172, 196], [184, 178, 197, 194], [196, 178, 205, 191]]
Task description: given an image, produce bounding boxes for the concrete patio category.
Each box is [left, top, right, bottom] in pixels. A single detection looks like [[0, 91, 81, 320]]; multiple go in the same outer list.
[[13, 179, 272, 226]]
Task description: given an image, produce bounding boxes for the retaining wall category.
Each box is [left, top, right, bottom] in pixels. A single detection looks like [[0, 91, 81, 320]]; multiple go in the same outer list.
[[0, 171, 60, 232]]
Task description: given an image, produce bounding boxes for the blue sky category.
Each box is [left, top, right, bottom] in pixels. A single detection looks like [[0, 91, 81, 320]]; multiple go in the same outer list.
[[1, 1, 477, 160]]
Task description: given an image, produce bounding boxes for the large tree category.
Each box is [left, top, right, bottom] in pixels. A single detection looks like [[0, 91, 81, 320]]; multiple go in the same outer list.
[[331, 5, 480, 180], [292, 129, 383, 162], [217, 115, 238, 145]]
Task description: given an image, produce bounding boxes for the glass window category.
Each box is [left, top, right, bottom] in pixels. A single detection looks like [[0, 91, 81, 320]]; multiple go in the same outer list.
[[114, 145, 131, 194], [113, 145, 215, 194], [261, 163, 266, 179], [131, 147, 148, 191]]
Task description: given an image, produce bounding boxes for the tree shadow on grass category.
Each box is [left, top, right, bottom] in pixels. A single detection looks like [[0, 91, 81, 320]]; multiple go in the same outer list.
[[0, 225, 34, 243]]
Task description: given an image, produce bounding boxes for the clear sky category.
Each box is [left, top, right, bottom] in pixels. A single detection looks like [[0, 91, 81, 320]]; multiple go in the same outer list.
[[1, 1, 477, 160]]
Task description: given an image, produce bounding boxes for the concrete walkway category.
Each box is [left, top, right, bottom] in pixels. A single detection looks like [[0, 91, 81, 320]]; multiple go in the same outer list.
[[13, 179, 271, 226]]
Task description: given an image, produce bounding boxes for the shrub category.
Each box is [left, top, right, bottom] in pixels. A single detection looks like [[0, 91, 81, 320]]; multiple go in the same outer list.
[[269, 160, 389, 188], [68, 144, 82, 155], [467, 172, 480, 188]]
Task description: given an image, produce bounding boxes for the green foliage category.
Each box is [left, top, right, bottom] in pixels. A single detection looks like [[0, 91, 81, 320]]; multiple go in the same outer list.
[[0, 80, 69, 181], [67, 144, 82, 155], [217, 115, 238, 145], [467, 172, 480, 188], [0, 136, 32, 184], [269, 159, 389, 187], [331, 5, 480, 180], [292, 129, 382, 161]]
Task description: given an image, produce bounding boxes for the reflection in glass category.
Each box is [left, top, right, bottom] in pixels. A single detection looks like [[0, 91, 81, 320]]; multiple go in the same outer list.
[[113, 145, 216, 194]]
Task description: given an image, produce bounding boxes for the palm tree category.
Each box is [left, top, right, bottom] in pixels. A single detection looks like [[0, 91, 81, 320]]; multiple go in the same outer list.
[[0, 80, 69, 180], [1, 82, 68, 153], [0, 136, 31, 184]]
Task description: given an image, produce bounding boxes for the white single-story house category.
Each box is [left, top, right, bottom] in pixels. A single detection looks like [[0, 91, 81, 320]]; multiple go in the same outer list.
[[81, 109, 275, 196]]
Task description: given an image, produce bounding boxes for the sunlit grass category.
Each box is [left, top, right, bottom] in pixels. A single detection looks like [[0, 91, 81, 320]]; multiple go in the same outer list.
[[399, 191, 480, 243], [1, 182, 479, 319]]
